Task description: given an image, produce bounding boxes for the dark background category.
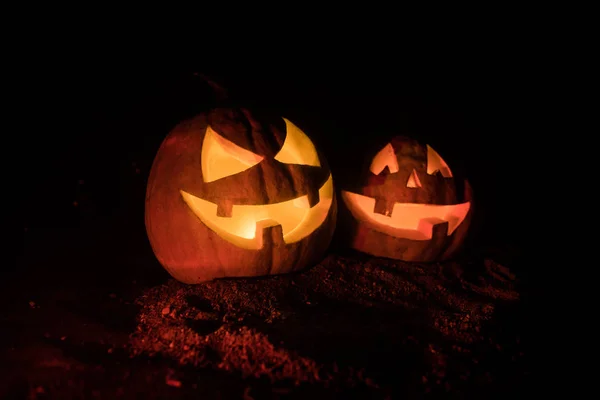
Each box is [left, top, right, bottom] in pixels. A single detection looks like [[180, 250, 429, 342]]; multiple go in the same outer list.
[[7, 54, 533, 278]]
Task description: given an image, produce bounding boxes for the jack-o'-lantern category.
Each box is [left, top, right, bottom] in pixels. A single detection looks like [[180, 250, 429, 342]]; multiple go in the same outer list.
[[339, 136, 472, 262], [145, 107, 336, 284]]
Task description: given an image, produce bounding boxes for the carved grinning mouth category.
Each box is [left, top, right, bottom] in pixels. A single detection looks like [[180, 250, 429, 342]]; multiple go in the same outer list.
[[180, 174, 334, 250], [341, 191, 470, 241]]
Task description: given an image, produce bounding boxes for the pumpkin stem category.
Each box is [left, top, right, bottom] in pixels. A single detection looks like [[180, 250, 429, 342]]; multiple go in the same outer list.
[[193, 72, 229, 102]]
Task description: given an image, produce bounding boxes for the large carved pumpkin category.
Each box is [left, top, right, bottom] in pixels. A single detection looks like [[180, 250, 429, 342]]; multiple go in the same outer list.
[[145, 107, 336, 284], [340, 136, 472, 262]]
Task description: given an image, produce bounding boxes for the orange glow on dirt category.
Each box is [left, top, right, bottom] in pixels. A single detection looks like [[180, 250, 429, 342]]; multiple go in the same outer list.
[[341, 191, 470, 240], [181, 174, 334, 249]]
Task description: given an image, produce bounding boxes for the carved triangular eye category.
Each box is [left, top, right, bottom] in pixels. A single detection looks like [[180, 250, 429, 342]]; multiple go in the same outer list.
[[274, 118, 320, 167], [201, 126, 264, 183], [406, 169, 422, 188], [370, 143, 399, 175], [426, 145, 453, 178]]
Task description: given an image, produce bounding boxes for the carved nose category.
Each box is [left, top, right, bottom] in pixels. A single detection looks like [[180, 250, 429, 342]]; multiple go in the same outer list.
[[406, 169, 422, 188]]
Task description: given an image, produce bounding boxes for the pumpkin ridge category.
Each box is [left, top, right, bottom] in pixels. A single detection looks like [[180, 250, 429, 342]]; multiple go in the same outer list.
[[264, 115, 300, 200], [238, 109, 270, 205]]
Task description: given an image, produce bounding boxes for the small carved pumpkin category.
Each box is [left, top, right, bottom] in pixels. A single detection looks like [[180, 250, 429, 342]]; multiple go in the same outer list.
[[145, 108, 336, 284], [340, 136, 472, 262]]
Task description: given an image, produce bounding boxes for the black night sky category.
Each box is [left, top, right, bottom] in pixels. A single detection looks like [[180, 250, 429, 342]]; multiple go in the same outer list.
[[10, 56, 531, 272]]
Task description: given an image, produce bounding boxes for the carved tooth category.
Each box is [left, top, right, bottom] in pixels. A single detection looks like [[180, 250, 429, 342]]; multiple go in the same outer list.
[[256, 220, 284, 248], [373, 197, 395, 217], [417, 218, 449, 238], [216, 200, 234, 217], [306, 187, 320, 208]]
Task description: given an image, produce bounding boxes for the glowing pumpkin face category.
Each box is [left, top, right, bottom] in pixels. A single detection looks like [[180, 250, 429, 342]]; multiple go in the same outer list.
[[145, 108, 336, 284], [340, 136, 473, 262]]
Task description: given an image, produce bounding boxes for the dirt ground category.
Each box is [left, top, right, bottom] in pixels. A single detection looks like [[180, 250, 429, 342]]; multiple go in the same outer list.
[[1, 225, 531, 399]]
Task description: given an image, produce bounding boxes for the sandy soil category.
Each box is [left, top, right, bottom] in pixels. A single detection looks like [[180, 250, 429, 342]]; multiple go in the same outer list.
[[1, 224, 531, 399]]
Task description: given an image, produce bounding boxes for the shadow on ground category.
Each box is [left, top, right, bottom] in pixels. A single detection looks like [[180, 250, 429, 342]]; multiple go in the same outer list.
[[1, 223, 531, 399]]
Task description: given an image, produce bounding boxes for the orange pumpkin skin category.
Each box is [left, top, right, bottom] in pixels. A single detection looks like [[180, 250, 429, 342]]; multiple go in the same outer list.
[[339, 136, 473, 262], [145, 108, 336, 284]]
